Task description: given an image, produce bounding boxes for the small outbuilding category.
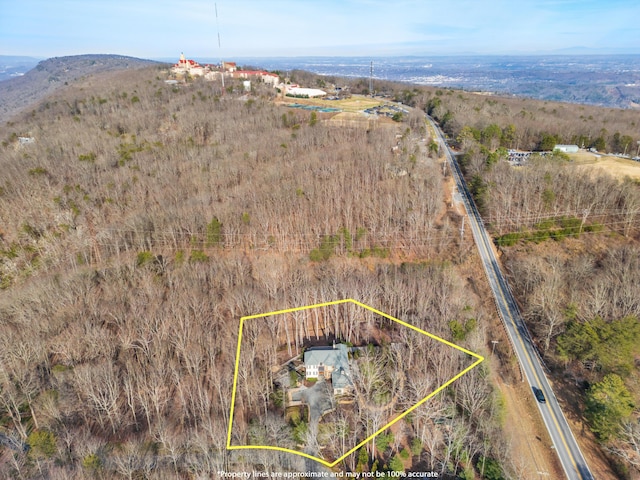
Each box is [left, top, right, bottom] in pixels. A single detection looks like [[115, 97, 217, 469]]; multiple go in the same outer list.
[[18, 137, 35, 145], [553, 144, 579, 153], [286, 86, 327, 98]]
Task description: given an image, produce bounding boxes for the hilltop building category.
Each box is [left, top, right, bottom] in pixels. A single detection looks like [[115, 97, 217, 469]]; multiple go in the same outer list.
[[169, 54, 282, 88], [230, 69, 280, 87], [222, 61, 237, 72], [169, 54, 335, 95], [171, 53, 205, 77]]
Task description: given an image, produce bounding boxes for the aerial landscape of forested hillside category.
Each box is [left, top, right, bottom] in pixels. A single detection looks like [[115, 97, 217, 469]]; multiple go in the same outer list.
[[4, 0, 640, 478], [0, 51, 639, 479], [0, 63, 502, 478]]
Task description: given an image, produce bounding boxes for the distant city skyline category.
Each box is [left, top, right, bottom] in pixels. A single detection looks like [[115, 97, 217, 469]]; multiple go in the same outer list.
[[1, 0, 639, 59]]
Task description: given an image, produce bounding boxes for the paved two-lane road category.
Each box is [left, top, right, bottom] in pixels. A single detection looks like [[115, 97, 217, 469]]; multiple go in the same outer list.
[[427, 117, 594, 480]]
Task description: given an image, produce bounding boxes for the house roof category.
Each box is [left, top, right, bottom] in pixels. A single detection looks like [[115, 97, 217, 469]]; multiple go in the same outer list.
[[332, 367, 352, 390], [304, 344, 353, 392], [554, 144, 579, 149], [304, 344, 350, 371]]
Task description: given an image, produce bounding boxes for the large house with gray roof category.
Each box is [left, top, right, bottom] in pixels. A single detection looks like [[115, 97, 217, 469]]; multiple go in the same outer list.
[[304, 343, 353, 395]]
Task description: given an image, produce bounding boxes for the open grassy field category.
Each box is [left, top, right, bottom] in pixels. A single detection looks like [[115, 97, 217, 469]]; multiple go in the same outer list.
[[569, 151, 640, 181], [281, 94, 384, 113], [323, 95, 384, 112]]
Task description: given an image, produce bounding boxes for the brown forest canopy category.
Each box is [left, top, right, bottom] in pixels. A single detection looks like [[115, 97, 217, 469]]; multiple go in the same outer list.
[[0, 66, 509, 478], [1, 62, 639, 478], [371, 83, 640, 153]]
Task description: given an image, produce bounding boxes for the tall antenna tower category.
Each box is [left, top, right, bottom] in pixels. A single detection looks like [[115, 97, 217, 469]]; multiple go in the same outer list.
[[369, 61, 373, 96], [215, 2, 225, 93]]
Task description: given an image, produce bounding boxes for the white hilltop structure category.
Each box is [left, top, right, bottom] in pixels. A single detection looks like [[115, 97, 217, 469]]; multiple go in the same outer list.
[[169, 53, 327, 96], [229, 69, 280, 87], [171, 53, 205, 77], [170, 53, 279, 87]]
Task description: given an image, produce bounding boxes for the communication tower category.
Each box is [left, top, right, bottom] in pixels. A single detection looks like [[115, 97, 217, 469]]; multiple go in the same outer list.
[[215, 2, 225, 93]]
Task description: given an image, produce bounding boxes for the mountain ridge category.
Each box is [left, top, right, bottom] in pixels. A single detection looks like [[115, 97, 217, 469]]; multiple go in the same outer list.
[[0, 54, 162, 123]]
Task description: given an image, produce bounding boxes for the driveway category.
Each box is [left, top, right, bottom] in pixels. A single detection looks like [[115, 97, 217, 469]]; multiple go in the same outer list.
[[300, 377, 334, 424]]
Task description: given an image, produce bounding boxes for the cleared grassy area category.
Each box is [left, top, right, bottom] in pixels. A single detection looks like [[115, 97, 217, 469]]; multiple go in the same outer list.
[[323, 95, 384, 112], [569, 151, 640, 181], [281, 94, 384, 113]]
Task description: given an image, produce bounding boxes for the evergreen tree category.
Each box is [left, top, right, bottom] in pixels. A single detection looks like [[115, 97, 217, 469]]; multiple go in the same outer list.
[[586, 374, 634, 442]]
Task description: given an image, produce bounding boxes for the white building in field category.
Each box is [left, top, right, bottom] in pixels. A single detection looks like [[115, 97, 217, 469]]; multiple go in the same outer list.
[[285, 86, 327, 98], [18, 136, 35, 145], [554, 144, 579, 153]]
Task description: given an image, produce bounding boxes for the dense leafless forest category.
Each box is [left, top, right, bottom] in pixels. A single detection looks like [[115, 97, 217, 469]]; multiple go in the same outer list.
[[2, 61, 639, 478], [230, 299, 483, 469], [0, 66, 510, 478], [373, 79, 640, 153], [426, 86, 640, 476]]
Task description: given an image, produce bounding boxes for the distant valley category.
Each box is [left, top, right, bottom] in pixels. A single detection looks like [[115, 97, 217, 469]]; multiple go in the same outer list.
[[231, 54, 640, 109], [3, 54, 640, 123], [0, 55, 41, 81]]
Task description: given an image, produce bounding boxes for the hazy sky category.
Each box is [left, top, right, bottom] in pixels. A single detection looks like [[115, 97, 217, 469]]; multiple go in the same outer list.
[[1, 0, 639, 58]]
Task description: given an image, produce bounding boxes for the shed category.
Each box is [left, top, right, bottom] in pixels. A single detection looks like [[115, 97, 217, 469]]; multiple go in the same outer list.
[[553, 144, 579, 153]]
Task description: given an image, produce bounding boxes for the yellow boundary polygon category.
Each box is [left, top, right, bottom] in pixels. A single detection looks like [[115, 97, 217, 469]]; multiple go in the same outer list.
[[226, 298, 484, 468]]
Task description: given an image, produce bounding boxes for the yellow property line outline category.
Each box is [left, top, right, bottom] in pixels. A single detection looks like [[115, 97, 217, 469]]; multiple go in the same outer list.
[[226, 298, 484, 469]]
